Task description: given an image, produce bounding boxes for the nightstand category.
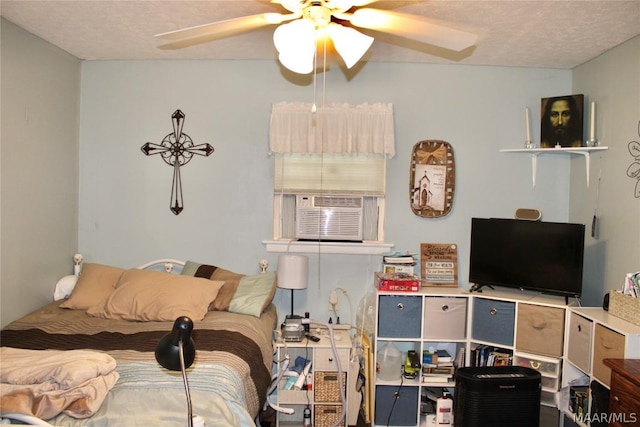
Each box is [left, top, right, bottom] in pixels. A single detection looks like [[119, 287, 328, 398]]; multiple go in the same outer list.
[[274, 329, 352, 427]]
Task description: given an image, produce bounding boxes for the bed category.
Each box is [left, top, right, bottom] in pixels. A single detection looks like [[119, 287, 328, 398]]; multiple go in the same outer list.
[[0, 259, 279, 426]]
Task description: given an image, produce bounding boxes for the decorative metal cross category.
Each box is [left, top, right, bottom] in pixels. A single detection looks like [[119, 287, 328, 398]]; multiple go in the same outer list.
[[141, 110, 214, 215]]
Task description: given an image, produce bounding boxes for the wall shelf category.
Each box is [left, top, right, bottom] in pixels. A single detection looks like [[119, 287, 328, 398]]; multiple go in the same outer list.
[[500, 146, 608, 187]]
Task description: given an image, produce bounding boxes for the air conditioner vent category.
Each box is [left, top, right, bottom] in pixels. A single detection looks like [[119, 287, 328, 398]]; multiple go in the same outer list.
[[313, 196, 363, 208], [295, 194, 364, 241]]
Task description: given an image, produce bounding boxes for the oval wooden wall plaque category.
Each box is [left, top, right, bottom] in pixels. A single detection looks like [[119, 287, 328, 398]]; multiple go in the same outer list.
[[410, 140, 456, 218]]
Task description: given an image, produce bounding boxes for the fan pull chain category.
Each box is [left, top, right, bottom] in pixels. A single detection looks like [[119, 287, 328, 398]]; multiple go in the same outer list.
[[311, 37, 318, 113]]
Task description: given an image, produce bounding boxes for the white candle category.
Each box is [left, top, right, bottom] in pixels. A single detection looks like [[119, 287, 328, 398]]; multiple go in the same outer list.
[[589, 101, 596, 141], [525, 107, 531, 142]]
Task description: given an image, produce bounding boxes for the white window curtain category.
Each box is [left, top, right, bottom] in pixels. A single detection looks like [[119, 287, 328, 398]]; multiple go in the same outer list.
[[269, 102, 395, 157]]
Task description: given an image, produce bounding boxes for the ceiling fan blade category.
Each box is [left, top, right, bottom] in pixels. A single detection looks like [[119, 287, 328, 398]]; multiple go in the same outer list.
[[156, 12, 299, 49], [349, 8, 478, 52]]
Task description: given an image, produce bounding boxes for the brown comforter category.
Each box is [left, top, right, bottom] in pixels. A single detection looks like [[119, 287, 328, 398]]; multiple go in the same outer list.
[[0, 301, 278, 423]]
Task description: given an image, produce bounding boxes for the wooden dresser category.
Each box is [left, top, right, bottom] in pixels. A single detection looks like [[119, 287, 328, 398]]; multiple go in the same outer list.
[[603, 359, 640, 426]]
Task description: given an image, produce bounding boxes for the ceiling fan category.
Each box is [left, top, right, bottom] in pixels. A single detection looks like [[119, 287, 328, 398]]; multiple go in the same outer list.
[[156, 0, 478, 74]]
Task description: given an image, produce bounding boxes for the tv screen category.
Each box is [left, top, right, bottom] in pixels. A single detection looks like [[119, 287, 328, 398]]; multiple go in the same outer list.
[[469, 218, 585, 298]]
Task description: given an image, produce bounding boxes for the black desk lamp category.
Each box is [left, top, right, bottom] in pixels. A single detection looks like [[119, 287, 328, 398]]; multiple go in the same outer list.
[[155, 316, 196, 427]]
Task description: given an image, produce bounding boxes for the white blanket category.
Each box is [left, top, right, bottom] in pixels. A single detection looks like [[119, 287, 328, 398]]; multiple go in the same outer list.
[[0, 348, 119, 419]]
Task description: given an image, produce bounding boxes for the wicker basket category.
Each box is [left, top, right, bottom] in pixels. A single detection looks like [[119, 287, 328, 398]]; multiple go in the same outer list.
[[314, 371, 346, 402], [608, 290, 640, 326], [314, 404, 345, 427]]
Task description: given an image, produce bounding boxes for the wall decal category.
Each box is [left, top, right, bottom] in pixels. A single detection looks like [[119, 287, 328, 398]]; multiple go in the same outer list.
[[141, 110, 214, 215], [627, 120, 640, 198]]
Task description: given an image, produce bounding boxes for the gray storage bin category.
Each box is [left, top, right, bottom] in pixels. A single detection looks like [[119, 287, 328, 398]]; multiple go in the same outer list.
[[378, 295, 422, 338], [423, 296, 467, 340], [472, 297, 515, 346], [374, 385, 419, 426]]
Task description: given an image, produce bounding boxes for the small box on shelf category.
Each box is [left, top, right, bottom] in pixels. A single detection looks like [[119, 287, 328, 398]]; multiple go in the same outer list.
[[376, 272, 420, 292]]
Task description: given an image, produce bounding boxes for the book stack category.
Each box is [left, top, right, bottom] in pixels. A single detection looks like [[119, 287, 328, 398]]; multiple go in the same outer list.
[[382, 252, 416, 275], [471, 345, 512, 367], [421, 349, 455, 383]]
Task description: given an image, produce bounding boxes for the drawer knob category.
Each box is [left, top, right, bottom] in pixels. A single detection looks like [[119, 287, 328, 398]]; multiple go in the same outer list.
[[441, 305, 449, 312], [578, 325, 582, 332], [490, 308, 497, 316], [397, 303, 404, 310], [614, 395, 620, 402], [328, 357, 333, 362]]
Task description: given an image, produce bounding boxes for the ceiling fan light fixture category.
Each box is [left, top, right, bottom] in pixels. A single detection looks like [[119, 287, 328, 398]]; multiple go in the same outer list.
[[327, 23, 373, 68], [273, 20, 316, 74]]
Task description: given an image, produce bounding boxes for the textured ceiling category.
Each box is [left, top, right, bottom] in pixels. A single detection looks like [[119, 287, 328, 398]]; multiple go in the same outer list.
[[1, 0, 639, 69]]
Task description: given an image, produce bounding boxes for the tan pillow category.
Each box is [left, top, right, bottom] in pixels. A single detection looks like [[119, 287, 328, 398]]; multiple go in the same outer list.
[[59, 263, 124, 310], [181, 261, 244, 311], [86, 269, 224, 321]]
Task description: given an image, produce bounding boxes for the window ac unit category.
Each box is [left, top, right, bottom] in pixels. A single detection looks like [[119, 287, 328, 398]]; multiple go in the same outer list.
[[295, 195, 364, 241]]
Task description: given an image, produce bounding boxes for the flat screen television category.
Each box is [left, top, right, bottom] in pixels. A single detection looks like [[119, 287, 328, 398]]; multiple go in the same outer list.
[[469, 217, 585, 299]]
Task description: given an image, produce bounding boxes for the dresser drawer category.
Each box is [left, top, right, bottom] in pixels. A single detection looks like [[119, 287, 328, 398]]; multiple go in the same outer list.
[[315, 348, 350, 371], [609, 370, 640, 416], [567, 312, 593, 373], [516, 303, 565, 357], [378, 295, 422, 338], [423, 296, 467, 340], [472, 298, 515, 346], [593, 324, 625, 386]]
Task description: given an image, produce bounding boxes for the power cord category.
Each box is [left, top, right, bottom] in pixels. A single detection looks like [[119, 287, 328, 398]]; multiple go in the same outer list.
[[386, 372, 405, 426]]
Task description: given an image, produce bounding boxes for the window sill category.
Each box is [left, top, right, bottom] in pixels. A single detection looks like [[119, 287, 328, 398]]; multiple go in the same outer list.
[[263, 239, 394, 255]]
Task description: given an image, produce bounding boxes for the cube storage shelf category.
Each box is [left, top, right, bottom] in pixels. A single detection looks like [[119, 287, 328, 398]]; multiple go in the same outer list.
[[562, 307, 640, 427], [372, 287, 640, 427]]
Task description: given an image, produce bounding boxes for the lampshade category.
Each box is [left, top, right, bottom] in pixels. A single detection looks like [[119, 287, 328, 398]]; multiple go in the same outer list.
[[277, 255, 309, 290], [273, 20, 316, 74], [155, 316, 196, 371], [326, 23, 373, 69], [273, 18, 374, 73]]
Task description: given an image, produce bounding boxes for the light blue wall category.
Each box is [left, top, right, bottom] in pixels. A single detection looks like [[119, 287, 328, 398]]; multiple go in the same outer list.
[[78, 60, 574, 324], [572, 36, 640, 307], [0, 19, 81, 328]]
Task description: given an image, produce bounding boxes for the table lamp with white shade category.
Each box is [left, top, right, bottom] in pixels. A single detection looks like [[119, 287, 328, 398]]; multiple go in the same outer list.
[[277, 254, 309, 319]]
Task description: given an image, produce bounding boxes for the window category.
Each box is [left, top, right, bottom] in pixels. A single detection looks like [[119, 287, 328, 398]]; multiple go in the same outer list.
[[266, 102, 395, 254]]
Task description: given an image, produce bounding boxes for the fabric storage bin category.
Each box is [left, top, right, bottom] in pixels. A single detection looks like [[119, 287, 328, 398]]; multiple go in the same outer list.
[[472, 297, 515, 346], [516, 303, 565, 357], [378, 295, 422, 338], [314, 404, 345, 427], [592, 323, 625, 387], [374, 385, 419, 426], [567, 312, 593, 373], [423, 296, 467, 340]]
